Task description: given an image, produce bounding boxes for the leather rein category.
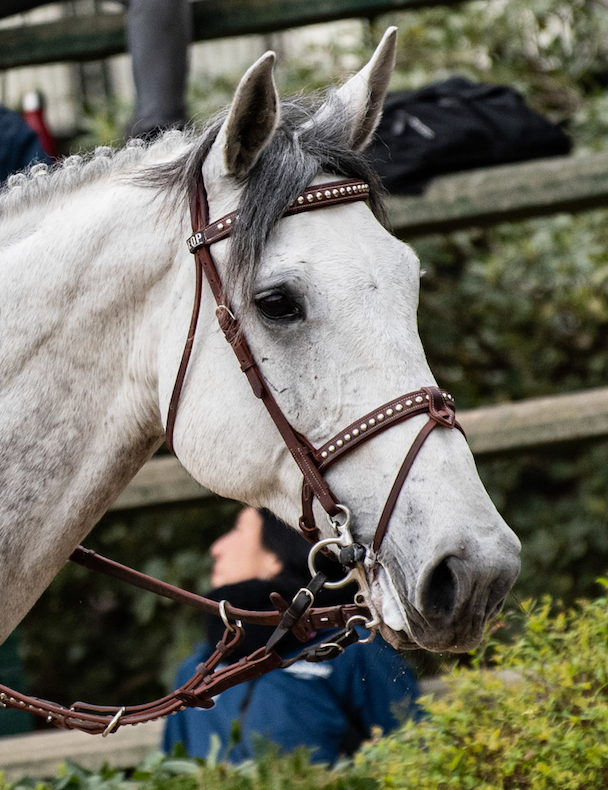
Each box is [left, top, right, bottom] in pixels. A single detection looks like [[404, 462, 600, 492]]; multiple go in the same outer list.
[[0, 172, 463, 736]]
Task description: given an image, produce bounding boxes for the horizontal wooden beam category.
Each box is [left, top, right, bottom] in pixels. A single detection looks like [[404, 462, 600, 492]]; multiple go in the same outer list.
[[110, 456, 212, 511], [387, 152, 608, 238], [110, 387, 608, 511], [0, 0, 464, 70], [459, 387, 608, 456], [0, 720, 162, 781]]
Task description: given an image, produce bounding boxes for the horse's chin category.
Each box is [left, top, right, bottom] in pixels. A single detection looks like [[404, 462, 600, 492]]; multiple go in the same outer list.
[[377, 621, 419, 651], [377, 621, 480, 654]]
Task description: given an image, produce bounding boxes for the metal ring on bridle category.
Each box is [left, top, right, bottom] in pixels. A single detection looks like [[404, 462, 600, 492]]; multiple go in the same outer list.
[[318, 642, 345, 655], [345, 614, 375, 644], [308, 538, 357, 589], [327, 504, 351, 534], [218, 599, 242, 633], [102, 706, 125, 737]]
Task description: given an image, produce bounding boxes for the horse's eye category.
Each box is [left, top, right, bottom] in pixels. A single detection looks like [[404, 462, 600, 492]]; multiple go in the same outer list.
[[256, 292, 303, 321]]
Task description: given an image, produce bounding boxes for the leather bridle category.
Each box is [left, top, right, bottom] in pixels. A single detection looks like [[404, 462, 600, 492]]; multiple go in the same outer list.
[[168, 171, 464, 558], [0, 171, 464, 735]]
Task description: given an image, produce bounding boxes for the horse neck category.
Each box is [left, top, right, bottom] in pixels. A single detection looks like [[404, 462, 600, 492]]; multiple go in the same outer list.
[[0, 180, 186, 640]]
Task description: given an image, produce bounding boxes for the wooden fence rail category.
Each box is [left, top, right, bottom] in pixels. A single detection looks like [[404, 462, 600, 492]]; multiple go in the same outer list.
[[387, 151, 608, 238], [110, 387, 608, 511], [0, 0, 464, 71]]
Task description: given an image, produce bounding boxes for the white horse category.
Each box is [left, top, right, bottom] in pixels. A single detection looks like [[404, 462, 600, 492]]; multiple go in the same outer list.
[[0, 29, 519, 655]]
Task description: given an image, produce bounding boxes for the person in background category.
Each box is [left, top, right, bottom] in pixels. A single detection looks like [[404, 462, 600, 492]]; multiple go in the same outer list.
[[0, 104, 50, 184], [163, 507, 419, 765], [22, 90, 59, 160], [1, 0, 191, 141], [123, 0, 192, 138]]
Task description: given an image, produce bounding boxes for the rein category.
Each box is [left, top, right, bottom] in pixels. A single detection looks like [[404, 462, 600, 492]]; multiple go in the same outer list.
[[0, 172, 465, 736]]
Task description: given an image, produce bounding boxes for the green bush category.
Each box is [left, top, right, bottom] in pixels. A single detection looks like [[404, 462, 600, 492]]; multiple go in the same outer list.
[[355, 587, 608, 788], [9, 589, 608, 789]]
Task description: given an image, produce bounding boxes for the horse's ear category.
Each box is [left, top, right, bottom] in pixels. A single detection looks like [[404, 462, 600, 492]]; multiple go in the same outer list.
[[211, 51, 280, 180], [332, 27, 397, 151]]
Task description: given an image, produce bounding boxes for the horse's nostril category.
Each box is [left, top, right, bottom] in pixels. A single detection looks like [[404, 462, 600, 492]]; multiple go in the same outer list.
[[423, 556, 457, 619]]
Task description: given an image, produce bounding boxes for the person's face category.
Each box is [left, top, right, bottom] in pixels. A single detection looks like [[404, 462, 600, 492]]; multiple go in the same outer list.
[[210, 507, 283, 588]]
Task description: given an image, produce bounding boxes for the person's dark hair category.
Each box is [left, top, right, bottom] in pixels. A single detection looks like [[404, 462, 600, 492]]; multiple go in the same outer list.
[[258, 508, 310, 578], [206, 508, 356, 659]]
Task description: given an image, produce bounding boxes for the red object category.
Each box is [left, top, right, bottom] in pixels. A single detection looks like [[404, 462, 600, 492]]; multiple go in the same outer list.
[[22, 90, 59, 160]]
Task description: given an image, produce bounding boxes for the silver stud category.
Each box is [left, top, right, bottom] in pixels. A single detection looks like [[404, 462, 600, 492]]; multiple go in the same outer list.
[[332, 189, 339, 197], [442, 392, 447, 398], [347, 186, 352, 193], [340, 187, 346, 195], [425, 394, 430, 400], [329, 445, 336, 453], [307, 194, 314, 202], [0, 703, 5, 708], [344, 433, 351, 441], [405, 400, 412, 407], [46, 715, 53, 723], [369, 418, 376, 426], [353, 428, 359, 436], [415, 396, 423, 403], [361, 423, 368, 431], [325, 190, 331, 198], [316, 192, 323, 200], [448, 394, 453, 400], [364, 184, 369, 189], [225, 218, 232, 225], [321, 451, 328, 459], [377, 413, 384, 421], [217, 223, 224, 231], [337, 439, 343, 447], [298, 196, 304, 204], [0, 694, 6, 700], [396, 404, 404, 411], [386, 409, 393, 416]]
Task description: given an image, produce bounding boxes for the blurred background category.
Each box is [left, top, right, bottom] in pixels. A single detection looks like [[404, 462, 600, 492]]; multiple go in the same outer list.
[[2, 0, 608, 731]]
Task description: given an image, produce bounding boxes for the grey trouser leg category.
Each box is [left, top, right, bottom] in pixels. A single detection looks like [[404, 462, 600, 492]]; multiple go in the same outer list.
[[126, 0, 192, 135]]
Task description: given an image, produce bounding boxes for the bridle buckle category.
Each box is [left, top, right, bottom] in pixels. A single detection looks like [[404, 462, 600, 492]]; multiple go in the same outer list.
[[423, 386, 457, 428]]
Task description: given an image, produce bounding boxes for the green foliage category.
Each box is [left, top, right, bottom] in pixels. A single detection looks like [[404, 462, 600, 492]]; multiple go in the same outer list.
[[2, 746, 379, 790], [9, 592, 608, 788], [355, 589, 608, 788]]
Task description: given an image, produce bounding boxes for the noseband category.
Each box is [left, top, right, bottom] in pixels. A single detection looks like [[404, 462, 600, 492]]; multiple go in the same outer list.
[[167, 172, 464, 562]]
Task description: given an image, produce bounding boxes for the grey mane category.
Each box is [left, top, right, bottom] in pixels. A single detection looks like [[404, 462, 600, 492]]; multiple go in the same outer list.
[[0, 90, 386, 300]]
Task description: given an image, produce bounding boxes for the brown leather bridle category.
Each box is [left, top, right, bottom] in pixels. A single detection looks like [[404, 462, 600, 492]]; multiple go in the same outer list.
[[168, 171, 464, 556], [0, 171, 464, 735]]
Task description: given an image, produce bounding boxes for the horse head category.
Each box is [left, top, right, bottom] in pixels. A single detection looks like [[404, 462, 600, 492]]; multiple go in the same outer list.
[[166, 29, 521, 653]]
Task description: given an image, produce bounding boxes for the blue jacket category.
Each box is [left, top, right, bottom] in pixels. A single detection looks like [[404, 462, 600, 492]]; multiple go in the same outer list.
[[164, 631, 419, 764], [0, 105, 50, 184]]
